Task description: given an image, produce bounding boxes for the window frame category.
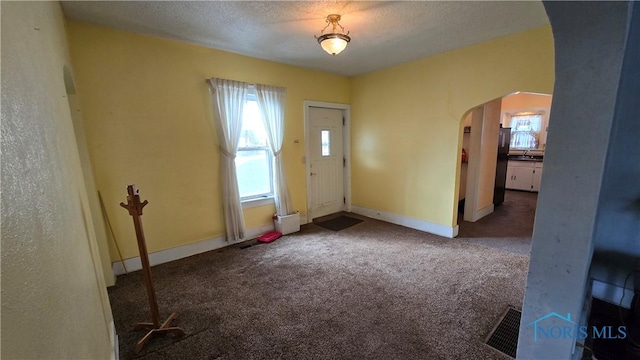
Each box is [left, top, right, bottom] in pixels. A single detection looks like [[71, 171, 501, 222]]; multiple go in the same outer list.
[[504, 110, 547, 151], [235, 91, 275, 205]]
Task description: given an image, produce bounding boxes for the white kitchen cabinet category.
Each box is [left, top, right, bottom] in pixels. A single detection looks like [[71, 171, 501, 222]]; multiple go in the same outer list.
[[532, 162, 543, 191], [507, 166, 534, 191], [506, 160, 543, 192]]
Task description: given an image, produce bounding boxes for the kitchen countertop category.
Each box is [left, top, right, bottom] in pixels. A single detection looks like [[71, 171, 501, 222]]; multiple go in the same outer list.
[[508, 155, 544, 162]]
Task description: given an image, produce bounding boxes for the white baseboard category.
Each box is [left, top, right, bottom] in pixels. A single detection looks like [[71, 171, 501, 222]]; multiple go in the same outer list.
[[110, 321, 118, 360], [471, 204, 495, 222], [110, 210, 458, 277], [111, 223, 275, 276], [591, 279, 633, 309], [351, 205, 459, 238], [244, 223, 275, 240]]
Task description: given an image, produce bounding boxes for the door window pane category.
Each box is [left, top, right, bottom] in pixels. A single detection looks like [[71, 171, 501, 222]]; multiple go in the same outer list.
[[321, 130, 330, 156]]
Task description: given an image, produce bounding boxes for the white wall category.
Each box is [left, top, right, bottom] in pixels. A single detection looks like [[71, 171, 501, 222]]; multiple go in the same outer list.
[[518, 2, 638, 358], [589, 0, 640, 316], [477, 99, 501, 211], [1, 2, 115, 358], [463, 99, 500, 222], [591, 1, 640, 258]]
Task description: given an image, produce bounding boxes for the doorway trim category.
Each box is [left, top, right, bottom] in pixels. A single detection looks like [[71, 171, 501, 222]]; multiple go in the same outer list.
[[303, 100, 351, 223]]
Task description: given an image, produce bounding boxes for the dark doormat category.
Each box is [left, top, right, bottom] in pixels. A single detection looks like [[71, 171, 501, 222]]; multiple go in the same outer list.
[[315, 215, 363, 231], [485, 307, 521, 358]]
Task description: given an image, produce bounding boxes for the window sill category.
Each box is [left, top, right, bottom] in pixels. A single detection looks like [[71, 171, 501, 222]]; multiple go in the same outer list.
[[241, 196, 275, 209]]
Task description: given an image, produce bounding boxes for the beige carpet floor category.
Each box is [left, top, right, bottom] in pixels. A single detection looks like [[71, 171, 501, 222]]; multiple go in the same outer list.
[[108, 191, 536, 359]]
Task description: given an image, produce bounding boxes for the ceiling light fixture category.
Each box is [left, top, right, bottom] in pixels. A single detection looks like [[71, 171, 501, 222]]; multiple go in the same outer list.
[[315, 14, 351, 56]]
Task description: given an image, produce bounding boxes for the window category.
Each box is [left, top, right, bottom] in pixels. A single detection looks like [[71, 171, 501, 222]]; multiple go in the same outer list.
[[508, 113, 543, 150], [235, 94, 273, 201], [321, 130, 331, 156]]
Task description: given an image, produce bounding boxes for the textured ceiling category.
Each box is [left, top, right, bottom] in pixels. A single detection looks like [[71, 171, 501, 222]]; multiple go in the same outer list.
[[61, 1, 549, 77]]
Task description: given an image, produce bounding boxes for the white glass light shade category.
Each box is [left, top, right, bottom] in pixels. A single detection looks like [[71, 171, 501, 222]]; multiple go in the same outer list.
[[317, 33, 350, 55]]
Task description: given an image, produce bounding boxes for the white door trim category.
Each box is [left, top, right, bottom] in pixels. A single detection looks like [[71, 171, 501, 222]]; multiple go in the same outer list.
[[304, 100, 351, 222]]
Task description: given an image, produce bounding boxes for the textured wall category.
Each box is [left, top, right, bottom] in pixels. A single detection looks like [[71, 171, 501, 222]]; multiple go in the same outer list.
[[518, 1, 634, 358], [591, 2, 640, 257], [1, 2, 114, 358], [350, 26, 554, 228], [66, 22, 350, 260], [67, 93, 116, 286]]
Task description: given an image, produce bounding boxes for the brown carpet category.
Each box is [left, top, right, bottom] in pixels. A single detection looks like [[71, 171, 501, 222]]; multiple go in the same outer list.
[[109, 191, 535, 359], [458, 190, 537, 255]]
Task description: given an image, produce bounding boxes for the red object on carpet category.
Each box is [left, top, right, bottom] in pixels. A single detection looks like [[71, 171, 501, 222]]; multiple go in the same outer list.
[[257, 231, 282, 243]]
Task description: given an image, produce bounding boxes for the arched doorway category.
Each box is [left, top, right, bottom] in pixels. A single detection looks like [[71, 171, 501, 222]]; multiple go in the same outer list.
[[456, 92, 552, 252]]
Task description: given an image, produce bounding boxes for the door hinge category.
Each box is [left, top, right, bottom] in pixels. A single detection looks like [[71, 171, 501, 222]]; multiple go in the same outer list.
[[344, 197, 346, 204], [343, 117, 345, 126], [343, 157, 346, 167]]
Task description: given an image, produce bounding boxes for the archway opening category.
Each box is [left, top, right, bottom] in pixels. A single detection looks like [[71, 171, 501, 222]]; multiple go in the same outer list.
[[455, 91, 552, 253]]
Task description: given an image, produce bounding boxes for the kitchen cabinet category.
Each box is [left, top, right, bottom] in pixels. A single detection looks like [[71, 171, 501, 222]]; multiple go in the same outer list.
[[506, 160, 543, 192], [532, 162, 543, 191], [507, 166, 534, 191]]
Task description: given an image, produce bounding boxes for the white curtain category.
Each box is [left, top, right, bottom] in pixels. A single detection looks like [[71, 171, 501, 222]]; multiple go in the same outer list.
[[255, 84, 293, 216], [509, 114, 541, 149], [207, 78, 248, 242]]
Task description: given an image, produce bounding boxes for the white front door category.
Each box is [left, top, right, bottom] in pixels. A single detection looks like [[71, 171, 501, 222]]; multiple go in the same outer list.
[[308, 107, 344, 220]]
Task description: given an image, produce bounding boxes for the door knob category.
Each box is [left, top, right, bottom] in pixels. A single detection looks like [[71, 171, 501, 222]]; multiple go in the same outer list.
[[310, 172, 317, 176]]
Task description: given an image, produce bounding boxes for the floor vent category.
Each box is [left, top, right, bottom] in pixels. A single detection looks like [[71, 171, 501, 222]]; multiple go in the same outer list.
[[485, 307, 521, 358]]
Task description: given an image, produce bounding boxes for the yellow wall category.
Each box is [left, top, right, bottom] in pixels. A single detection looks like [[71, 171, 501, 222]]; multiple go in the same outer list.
[[350, 26, 554, 228], [68, 92, 116, 286], [1, 2, 114, 358], [67, 22, 350, 260]]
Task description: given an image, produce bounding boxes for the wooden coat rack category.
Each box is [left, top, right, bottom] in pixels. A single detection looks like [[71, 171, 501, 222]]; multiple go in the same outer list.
[[120, 184, 185, 354]]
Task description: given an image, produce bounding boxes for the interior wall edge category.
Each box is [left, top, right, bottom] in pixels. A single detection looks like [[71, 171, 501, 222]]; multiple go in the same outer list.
[[351, 205, 459, 238], [111, 223, 276, 276]]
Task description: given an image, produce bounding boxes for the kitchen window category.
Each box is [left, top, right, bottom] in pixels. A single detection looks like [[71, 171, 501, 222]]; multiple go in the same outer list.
[[507, 112, 544, 150], [235, 94, 274, 203]]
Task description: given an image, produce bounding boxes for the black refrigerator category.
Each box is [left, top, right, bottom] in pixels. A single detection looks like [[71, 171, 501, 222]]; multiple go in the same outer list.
[[494, 127, 511, 206]]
